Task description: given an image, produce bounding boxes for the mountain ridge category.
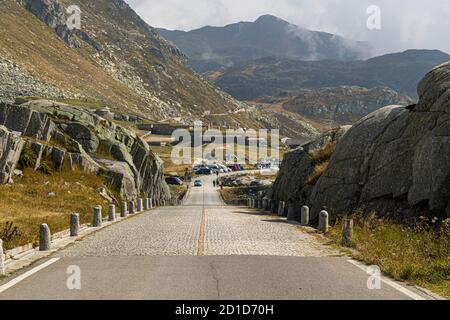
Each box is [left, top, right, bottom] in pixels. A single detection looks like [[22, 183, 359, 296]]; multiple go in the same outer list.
[[209, 49, 450, 100], [159, 14, 371, 73]]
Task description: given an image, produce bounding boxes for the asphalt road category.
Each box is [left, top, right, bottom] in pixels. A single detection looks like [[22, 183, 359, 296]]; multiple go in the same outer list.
[[0, 176, 434, 300]]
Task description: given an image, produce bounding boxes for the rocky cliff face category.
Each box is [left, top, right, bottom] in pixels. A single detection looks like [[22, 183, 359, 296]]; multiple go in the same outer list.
[[282, 86, 412, 126], [270, 62, 450, 220], [0, 100, 170, 200], [269, 126, 350, 203], [0, 125, 24, 184]]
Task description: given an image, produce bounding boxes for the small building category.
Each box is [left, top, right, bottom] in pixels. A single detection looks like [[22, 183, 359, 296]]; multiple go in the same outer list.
[[142, 123, 191, 136], [95, 107, 114, 120], [245, 137, 267, 147], [283, 137, 312, 149]]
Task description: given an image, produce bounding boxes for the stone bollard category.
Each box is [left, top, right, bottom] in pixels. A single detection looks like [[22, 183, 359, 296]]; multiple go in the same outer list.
[[121, 202, 128, 218], [319, 210, 329, 233], [266, 199, 272, 211], [129, 201, 136, 214], [277, 201, 285, 216], [262, 199, 268, 211], [149, 198, 153, 209], [39, 223, 51, 251], [301, 206, 310, 226], [108, 204, 116, 222], [270, 200, 278, 214], [283, 202, 289, 217], [70, 213, 80, 237], [287, 202, 300, 221], [144, 198, 149, 210], [93, 206, 103, 227], [257, 198, 263, 210], [137, 198, 143, 212], [342, 218, 354, 245], [0, 239, 5, 275]]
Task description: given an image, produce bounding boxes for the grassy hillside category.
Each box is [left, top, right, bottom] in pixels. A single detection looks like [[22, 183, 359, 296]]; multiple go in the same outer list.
[[0, 0, 246, 123]]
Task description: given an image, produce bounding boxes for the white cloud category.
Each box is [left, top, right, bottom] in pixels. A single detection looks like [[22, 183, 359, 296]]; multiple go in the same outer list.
[[126, 0, 450, 55]]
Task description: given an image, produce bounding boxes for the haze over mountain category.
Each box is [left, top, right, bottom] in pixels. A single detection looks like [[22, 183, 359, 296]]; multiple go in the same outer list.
[[209, 49, 450, 100], [159, 15, 371, 73]]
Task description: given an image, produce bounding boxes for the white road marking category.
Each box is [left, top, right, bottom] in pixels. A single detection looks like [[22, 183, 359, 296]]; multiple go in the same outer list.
[[347, 259, 426, 300], [0, 258, 60, 293]]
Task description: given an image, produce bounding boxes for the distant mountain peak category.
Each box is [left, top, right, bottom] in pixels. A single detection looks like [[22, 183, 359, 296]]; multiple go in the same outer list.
[[254, 14, 287, 24], [159, 15, 371, 74]]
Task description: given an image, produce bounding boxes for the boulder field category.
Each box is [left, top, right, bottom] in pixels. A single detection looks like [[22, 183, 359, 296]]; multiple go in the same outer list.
[[0, 99, 170, 201], [270, 62, 450, 220]]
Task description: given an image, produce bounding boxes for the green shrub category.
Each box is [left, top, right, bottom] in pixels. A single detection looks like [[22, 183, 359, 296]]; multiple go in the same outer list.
[[19, 147, 37, 169], [38, 162, 52, 175]]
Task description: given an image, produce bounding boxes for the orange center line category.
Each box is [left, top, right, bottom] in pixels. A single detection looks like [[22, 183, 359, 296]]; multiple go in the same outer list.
[[197, 186, 206, 256]]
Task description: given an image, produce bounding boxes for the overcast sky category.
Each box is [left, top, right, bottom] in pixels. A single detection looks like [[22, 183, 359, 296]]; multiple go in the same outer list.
[[126, 0, 450, 56]]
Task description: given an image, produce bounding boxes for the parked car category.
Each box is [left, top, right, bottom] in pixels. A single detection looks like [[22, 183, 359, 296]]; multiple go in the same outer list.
[[165, 177, 184, 185], [228, 164, 245, 172], [194, 180, 203, 187], [207, 164, 220, 174], [195, 167, 212, 175], [193, 164, 204, 171]]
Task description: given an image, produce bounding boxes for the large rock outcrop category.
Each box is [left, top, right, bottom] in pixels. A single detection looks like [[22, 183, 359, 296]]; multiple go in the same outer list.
[[271, 61, 450, 220], [269, 126, 350, 203], [0, 125, 24, 184], [0, 99, 170, 200]]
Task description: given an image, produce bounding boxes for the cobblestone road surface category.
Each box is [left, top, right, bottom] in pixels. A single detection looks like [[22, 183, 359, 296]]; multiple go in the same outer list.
[[0, 175, 429, 300], [61, 176, 335, 257]]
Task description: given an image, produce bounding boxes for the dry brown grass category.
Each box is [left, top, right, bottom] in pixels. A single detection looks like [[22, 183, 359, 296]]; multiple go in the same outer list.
[[168, 185, 188, 201], [307, 161, 330, 185], [150, 145, 189, 176], [310, 141, 336, 166], [0, 168, 111, 249], [306, 141, 336, 185], [219, 188, 239, 202], [327, 214, 450, 299]]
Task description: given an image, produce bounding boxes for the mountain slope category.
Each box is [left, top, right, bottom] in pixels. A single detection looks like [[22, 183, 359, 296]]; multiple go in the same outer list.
[[210, 50, 450, 100], [159, 14, 371, 73], [0, 0, 247, 123], [282, 86, 412, 125]]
